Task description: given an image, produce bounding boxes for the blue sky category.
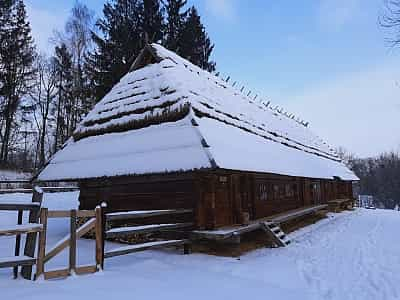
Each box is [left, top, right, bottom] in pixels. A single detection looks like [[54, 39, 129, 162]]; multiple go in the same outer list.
[[25, 0, 400, 157]]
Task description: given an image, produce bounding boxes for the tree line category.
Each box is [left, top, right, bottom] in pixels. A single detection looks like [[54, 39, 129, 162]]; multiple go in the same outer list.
[[0, 0, 215, 171], [339, 150, 400, 209]]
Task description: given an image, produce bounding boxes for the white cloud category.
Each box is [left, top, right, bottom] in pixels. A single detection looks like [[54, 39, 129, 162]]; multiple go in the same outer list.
[[204, 0, 235, 20], [317, 0, 362, 31], [25, 2, 69, 53], [284, 59, 400, 158]]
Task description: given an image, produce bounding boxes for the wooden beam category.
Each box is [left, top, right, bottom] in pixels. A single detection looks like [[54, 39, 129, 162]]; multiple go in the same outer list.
[[43, 268, 70, 280], [104, 240, 188, 259], [75, 265, 97, 275], [35, 208, 48, 279], [13, 209, 23, 278], [106, 209, 192, 221], [0, 224, 43, 236], [95, 207, 104, 270], [47, 210, 95, 218], [69, 210, 77, 274], [21, 188, 43, 279], [0, 203, 40, 211], [0, 256, 37, 268], [106, 223, 193, 238]]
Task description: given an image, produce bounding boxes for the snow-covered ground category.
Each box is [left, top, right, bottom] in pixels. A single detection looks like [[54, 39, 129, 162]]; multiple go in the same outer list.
[[1, 192, 399, 300]]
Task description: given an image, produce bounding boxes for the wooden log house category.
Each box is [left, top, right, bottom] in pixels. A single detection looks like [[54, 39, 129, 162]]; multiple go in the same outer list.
[[37, 43, 359, 230]]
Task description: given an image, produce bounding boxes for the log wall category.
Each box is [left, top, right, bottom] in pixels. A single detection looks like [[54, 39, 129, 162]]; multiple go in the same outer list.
[[78, 170, 355, 230]]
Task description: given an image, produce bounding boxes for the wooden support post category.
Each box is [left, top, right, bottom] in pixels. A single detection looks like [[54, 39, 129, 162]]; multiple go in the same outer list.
[[13, 209, 23, 279], [35, 208, 48, 279], [183, 242, 191, 255], [69, 210, 77, 274], [21, 187, 43, 279], [95, 206, 104, 270]]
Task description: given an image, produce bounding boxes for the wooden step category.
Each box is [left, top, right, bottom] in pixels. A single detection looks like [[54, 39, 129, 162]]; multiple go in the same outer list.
[[0, 224, 42, 236], [106, 223, 193, 238], [104, 239, 188, 258], [0, 256, 36, 268], [106, 209, 192, 221], [277, 232, 285, 239], [260, 221, 290, 248]]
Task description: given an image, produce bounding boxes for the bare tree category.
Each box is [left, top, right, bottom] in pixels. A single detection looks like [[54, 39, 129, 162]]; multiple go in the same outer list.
[[29, 54, 57, 167], [381, 0, 400, 46]]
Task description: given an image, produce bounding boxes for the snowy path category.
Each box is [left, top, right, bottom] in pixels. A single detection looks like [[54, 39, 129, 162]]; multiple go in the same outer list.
[[1, 192, 399, 300]]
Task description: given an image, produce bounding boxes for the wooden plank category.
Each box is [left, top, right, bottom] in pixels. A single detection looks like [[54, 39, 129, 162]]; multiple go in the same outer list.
[[269, 204, 328, 224], [0, 224, 43, 236], [21, 187, 43, 280], [36, 208, 48, 279], [47, 210, 95, 218], [75, 265, 97, 275], [191, 222, 262, 241], [106, 209, 192, 221], [95, 206, 104, 270], [47, 210, 71, 218], [69, 210, 77, 273], [106, 223, 193, 238], [13, 210, 23, 278], [43, 268, 70, 280], [0, 203, 40, 211], [44, 218, 96, 263], [104, 240, 188, 259], [0, 256, 37, 268], [77, 210, 95, 218]]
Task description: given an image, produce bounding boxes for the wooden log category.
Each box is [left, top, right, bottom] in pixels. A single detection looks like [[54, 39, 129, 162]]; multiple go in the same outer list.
[[21, 187, 43, 280], [104, 240, 188, 259], [13, 209, 23, 279], [95, 206, 104, 270], [44, 218, 95, 263], [35, 208, 48, 279], [106, 209, 192, 221], [105, 223, 193, 238], [69, 210, 77, 273]]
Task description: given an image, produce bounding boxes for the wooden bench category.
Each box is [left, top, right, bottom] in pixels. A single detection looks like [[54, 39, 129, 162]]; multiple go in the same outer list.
[[191, 204, 328, 242], [328, 199, 354, 212]]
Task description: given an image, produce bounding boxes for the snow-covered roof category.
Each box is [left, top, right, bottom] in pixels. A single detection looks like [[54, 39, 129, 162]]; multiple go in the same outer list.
[[38, 43, 359, 182]]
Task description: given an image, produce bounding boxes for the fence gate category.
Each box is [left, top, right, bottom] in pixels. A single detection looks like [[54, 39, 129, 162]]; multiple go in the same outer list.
[[36, 207, 104, 280]]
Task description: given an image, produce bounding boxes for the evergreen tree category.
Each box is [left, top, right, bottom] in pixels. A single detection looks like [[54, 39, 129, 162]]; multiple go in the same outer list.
[[164, 0, 187, 51], [142, 0, 164, 43], [86, 0, 143, 102], [178, 7, 215, 72], [53, 43, 73, 152], [0, 0, 35, 163], [86, 0, 216, 103]]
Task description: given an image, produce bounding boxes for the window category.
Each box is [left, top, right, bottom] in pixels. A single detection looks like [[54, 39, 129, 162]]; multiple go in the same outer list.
[[273, 184, 279, 200], [285, 184, 292, 197], [259, 183, 268, 201]]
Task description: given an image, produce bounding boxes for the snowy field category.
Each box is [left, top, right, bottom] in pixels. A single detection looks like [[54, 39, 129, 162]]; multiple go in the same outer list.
[[1, 192, 399, 300]]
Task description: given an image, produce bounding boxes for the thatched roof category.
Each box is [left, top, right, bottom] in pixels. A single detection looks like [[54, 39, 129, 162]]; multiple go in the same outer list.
[[38, 43, 358, 181]]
